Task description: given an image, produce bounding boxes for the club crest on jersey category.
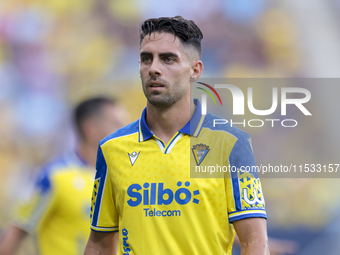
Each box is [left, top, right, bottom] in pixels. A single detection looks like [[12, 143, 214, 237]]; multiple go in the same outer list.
[[239, 171, 265, 209], [128, 151, 140, 166], [192, 143, 210, 166]]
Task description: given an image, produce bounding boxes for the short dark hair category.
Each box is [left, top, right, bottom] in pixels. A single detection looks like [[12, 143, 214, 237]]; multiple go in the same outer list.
[[139, 16, 203, 59], [74, 97, 116, 139]]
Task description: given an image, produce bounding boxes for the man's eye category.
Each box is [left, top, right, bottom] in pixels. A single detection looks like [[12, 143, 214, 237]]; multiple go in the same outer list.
[[142, 57, 151, 63], [164, 57, 174, 63]]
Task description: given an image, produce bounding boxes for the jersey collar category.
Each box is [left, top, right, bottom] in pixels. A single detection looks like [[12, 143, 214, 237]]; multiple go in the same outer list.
[[74, 150, 90, 166], [138, 99, 205, 142], [62, 150, 91, 168]]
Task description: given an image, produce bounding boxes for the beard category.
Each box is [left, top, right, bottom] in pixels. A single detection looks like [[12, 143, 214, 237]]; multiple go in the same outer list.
[[146, 93, 178, 108], [142, 77, 188, 109]]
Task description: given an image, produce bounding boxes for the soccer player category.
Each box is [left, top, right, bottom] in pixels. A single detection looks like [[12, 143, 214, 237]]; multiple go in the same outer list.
[[85, 16, 269, 255], [0, 97, 127, 255]]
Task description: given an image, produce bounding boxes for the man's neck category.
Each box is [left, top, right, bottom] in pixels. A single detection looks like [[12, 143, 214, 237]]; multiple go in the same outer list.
[[77, 141, 97, 167], [146, 99, 196, 144]]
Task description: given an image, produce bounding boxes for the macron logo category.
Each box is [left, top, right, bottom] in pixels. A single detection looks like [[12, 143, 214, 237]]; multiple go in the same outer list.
[[128, 151, 140, 166]]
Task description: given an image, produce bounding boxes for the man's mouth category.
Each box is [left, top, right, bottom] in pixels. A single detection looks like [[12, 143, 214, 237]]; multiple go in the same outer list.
[[149, 81, 165, 87]]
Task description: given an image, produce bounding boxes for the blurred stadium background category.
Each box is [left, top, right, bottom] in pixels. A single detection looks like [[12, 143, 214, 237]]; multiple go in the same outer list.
[[1, 0, 340, 254]]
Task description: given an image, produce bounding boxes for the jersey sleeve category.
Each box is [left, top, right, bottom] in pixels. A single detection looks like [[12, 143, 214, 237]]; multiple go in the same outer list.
[[225, 134, 267, 222], [13, 170, 56, 233], [90, 146, 119, 232]]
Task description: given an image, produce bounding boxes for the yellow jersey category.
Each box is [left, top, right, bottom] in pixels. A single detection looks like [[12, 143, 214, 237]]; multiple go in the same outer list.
[[90, 99, 266, 255], [14, 152, 94, 255]]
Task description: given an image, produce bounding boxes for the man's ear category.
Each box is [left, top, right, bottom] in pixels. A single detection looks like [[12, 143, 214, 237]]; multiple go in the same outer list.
[[190, 60, 203, 82]]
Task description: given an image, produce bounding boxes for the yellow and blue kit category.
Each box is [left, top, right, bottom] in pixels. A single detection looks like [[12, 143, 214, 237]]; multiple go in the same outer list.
[[90, 99, 266, 255], [14, 152, 94, 255]]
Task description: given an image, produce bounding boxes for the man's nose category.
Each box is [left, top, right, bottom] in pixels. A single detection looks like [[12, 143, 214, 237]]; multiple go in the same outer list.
[[149, 59, 162, 76]]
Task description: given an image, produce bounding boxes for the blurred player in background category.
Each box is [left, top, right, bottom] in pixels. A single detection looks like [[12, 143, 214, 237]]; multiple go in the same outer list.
[[0, 97, 128, 255]]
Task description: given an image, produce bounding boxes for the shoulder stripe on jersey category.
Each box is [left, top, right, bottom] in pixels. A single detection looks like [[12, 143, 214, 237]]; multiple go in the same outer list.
[[95, 166, 108, 226], [100, 120, 139, 145], [101, 132, 138, 146], [91, 148, 108, 226], [201, 127, 238, 140]]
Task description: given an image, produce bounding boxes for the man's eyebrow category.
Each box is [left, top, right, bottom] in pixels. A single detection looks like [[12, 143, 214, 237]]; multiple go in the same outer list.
[[159, 52, 179, 58], [140, 52, 179, 58], [140, 52, 152, 57]]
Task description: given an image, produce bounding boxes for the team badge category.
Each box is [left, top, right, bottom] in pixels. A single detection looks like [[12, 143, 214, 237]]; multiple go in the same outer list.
[[239, 171, 265, 209], [192, 143, 210, 166], [128, 151, 141, 166]]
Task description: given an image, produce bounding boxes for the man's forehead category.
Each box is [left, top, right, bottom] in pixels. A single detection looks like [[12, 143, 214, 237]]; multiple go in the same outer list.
[[140, 32, 182, 52], [140, 32, 199, 61]]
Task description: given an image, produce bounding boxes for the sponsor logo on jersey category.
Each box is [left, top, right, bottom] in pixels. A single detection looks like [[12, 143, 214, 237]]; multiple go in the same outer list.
[[192, 143, 210, 166], [90, 178, 100, 219], [127, 181, 200, 217], [122, 228, 131, 255]]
